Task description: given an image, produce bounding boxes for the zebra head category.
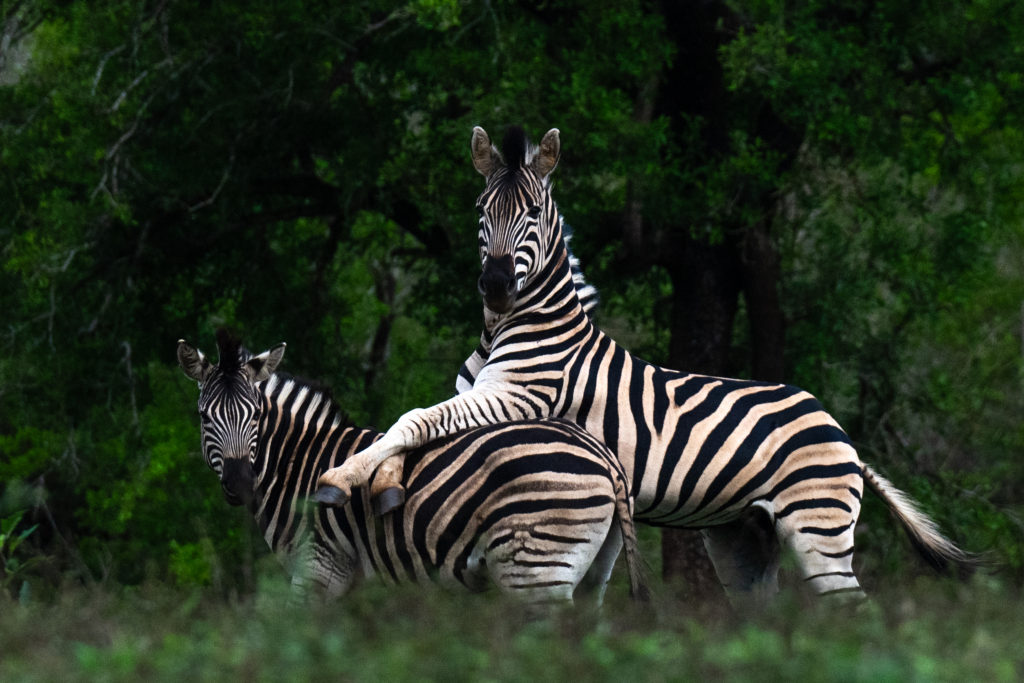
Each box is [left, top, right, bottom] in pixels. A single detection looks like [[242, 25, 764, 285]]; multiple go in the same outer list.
[[471, 125, 561, 314], [177, 330, 286, 507]]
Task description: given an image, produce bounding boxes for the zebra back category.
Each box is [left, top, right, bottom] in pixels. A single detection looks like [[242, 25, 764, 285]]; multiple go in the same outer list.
[[330, 418, 635, 593]]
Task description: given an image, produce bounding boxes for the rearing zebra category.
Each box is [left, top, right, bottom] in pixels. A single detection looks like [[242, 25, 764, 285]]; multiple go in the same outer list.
[[178, 331, 648, 605], [368, 225, 599, 513], [317, 126, 977, 602]]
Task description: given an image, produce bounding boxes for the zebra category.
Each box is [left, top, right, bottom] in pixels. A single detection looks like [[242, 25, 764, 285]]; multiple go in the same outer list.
[[456, 223, 599, 396], [316, 125, 978, 603], [177, 330, 649, 607], [368, 225, 600, 514]]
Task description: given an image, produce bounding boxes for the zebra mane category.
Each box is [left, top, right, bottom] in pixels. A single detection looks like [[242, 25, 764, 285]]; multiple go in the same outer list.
[[213, 328, 353, 428], [215, 328, 246, 373], [497, 125, 548, 191], [264, 371, 354, 430], [561, 220, 600, 317], [502, 125, 529, 169]]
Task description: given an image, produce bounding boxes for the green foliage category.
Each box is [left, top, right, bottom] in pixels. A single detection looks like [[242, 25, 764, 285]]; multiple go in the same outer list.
[[167, 539, 214, 588], [1, 578, 1022, 681], [1, 0, 1022, 591], [0, 426, 62, 481], [0, 510, 40, 599]]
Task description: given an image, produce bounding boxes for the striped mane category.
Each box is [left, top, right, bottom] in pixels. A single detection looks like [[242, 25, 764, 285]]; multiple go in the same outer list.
[[263, 372, 352, 431], [561, 221, 599, 315], [212, 328, 352, 429], [496, 125, 552, 190]]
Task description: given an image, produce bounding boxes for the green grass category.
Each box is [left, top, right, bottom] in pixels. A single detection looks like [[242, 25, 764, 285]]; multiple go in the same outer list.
[[1, 571, 1021, 682]]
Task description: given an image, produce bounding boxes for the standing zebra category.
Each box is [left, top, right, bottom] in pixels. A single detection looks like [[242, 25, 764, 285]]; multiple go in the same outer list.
[[316, 126, 977, 603], [177, 331, 648, 606]]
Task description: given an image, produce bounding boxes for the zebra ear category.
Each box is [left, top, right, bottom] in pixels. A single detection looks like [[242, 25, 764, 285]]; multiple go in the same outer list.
[[532, 128, 560, 178], [245, 342, 286, 383], [471, 126, 499, 177], [178, 339, 213, 384]]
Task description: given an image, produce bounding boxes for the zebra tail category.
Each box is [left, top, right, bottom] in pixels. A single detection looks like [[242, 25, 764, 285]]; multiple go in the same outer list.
[[862, 463, 981, 579], [613, 478, 652, 602]]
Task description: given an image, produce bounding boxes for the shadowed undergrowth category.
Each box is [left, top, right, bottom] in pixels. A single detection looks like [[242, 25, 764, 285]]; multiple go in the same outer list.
[[1, 571, 1019, 682]]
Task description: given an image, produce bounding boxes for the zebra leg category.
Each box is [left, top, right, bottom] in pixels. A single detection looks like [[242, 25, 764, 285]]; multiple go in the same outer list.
[[315, 413, 420, 506], [310, 543, 357, 601], [316, 389, 540, 506], [701, 506, 780, 607], [774, 485, 867, 602], [370, 457, 406, 515], [287, 542, 356, 603], [486, 516, 614, 616], [575, 523, 622, 609]]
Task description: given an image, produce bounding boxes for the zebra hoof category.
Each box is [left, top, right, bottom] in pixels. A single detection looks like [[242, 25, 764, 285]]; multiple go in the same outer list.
[[313, 486, 349, 507], [373, 487, 406, 516]]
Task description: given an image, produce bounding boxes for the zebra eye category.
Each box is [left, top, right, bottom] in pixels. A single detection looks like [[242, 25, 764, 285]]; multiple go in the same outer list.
[[527, 205, 541, 218], [476, 205, 485, 217]]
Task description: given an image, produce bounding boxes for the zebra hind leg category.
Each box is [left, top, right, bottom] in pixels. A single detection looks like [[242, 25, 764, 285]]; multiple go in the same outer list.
[[701, 506, 781, 608], [485, 517, 614, 618], [774, 494, 867, 603], [574, 522, 623, 609]]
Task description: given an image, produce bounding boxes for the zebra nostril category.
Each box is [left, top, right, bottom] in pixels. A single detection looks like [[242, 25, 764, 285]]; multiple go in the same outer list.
[[505, 276, 517, 293]]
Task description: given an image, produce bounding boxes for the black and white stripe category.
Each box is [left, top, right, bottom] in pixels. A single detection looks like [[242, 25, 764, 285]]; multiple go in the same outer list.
[[316, 126, 976, 603], [178, 332, 648, 605], [457, 223, 597, 395]]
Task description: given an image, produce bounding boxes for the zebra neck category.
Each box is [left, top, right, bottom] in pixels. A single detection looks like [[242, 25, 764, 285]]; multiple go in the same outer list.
[[490, 234, 582, 334], [250, 375, 377, 548]]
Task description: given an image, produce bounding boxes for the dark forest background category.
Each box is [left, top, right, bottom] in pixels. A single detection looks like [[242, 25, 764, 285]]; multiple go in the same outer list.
[[2, 0, 1023, 608]]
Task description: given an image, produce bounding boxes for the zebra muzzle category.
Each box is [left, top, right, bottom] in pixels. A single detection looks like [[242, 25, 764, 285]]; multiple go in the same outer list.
[[478, 254, 517, 313], [221, 458, 255, 507]]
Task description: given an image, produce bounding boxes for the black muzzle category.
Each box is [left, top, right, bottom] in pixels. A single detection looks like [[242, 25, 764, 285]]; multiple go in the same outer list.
[[478, 254, 517, 313], [221, 458, 255, 507]]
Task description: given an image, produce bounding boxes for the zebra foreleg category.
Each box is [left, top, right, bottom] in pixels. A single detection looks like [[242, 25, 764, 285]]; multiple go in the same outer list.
[[287, 542, 356, 604], [316, 389, 539, 508], [370, 457, 406, 515], [314, 411, 423, 506]]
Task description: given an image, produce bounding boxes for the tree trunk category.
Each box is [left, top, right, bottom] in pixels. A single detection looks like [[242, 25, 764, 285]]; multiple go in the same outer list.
[[739, 218, 786, 383], [637, 0, 793, 602], [661, 236, 740, 601], [364, 263, 396, 422]]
